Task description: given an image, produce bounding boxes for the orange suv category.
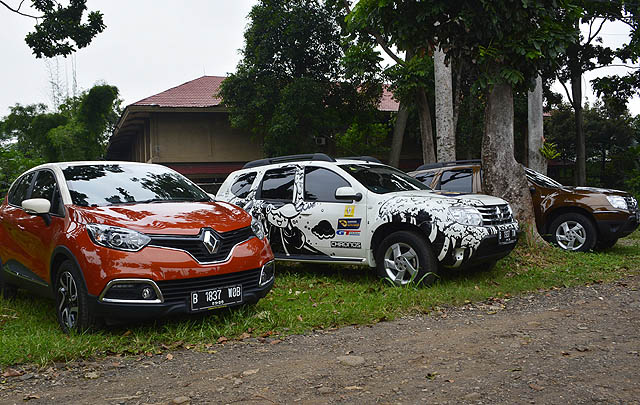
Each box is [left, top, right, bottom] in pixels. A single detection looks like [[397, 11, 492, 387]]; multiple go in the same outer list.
[[0, 162, 274, 332]]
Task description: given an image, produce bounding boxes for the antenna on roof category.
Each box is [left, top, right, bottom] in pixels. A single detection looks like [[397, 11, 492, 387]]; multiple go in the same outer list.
[[203, 65, 206, 76]]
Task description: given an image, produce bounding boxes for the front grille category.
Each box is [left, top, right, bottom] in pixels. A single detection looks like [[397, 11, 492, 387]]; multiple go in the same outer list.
[[477, 204, 514, 226], [624, 196, 638, 213], [156, 268, 261, 304], [149, 227, 254, 263]]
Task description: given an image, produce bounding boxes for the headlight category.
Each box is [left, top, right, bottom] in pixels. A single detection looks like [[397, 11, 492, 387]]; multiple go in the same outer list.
[[606, 195, 628, 211], [251, 217, 265, 239], [449, 206, 483, 226], [86, 224, 151, 252]]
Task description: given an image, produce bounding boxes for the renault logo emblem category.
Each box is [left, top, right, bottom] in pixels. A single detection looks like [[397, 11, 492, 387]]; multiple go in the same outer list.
[[203, 230, 219, 254]]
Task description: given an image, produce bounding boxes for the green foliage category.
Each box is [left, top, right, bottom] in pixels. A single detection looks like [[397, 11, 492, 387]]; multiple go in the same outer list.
[[0, 146, 44, 195], [0, 84, 120, 192], [348, 0, 581, 93], [219, 0, 384, 157], [544, 101, 639, 188], [21, 0, 106, 58], [335, 122, 390, 156], [539, 141, 561, 160]]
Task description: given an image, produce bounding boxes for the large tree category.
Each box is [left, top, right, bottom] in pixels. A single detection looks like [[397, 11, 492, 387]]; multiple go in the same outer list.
[[552, 1, 639, 185], [348, 0, 580, 237], [0, 84, 120, 186], [219, 0, 382, 157], [1, 0, 105, 58]]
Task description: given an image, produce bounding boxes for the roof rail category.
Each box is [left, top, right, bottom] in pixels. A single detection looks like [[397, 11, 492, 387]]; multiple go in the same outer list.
[[414, 159, 481, 171], [243, 153, 336, 169], [340, 156, 382, 164]]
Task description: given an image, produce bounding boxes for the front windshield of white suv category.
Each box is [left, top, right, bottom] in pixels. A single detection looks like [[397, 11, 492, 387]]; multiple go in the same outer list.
[[340, 164, 431, 194]]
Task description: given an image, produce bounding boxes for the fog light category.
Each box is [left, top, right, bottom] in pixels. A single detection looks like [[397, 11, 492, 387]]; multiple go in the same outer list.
[[259, 261, 275, 286], [141, 287, 153, 299]]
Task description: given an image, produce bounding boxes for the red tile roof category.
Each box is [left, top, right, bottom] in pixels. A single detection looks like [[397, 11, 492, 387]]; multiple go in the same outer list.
[[378, 85, 399, 112], [133, 76, 225, 107], [132, 75, 399, 112]]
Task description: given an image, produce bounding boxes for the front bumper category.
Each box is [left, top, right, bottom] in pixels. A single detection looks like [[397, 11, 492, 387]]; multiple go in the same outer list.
[[437, 223, 519, 269], [595, 213, 639, 241], [88, 267, 274, 320]]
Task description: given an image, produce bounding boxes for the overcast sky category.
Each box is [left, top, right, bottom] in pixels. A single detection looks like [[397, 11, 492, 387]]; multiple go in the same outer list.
[[1, 1, 638, 117]]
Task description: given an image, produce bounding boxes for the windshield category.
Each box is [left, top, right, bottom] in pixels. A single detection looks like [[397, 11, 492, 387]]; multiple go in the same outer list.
[[525, 168, 563, 188], [340, 164, 431, 194], [63, 164, 211, 207]]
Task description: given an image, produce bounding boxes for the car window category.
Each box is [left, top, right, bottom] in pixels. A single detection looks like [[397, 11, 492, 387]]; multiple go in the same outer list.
[[340, 164, 429, 194], [230, 172, 257, 198], [440, 169, 473, 192], [8, 172, 35, 206], [63, 164, 211, 207], [414, 172, 436, 187], [31, 170, 64, 216], [258, 167, 296, 201], [304, 167, 351, 202]]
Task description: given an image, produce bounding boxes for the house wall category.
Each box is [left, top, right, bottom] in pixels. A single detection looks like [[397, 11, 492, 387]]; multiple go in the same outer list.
[[149, 112, 262, 163]]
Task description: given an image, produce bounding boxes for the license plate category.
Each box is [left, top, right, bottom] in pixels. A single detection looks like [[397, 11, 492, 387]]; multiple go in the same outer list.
[[498, 229, 517, 244], [190, 285, 242, 311]]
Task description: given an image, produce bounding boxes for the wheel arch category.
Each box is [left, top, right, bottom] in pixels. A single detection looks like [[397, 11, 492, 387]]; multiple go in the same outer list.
[[370, 221, 431, 256], [50, 246, 87, 295], [543, 206, 597, 236]]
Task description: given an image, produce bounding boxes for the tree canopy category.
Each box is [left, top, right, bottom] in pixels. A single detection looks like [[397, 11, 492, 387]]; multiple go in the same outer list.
[[219, 0, 384, 157], [1, 0, 105, 58], [0, 84, 120, 192]]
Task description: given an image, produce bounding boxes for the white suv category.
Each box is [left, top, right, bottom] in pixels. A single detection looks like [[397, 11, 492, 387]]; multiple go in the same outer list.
[[217, 154, 519, 285]]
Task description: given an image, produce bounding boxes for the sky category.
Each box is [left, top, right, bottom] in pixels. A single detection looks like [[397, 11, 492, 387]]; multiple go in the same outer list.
[[0, 1, 638, 118]]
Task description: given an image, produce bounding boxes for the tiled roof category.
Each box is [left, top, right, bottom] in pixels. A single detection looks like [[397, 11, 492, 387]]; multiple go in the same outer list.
[[133, 76, 224, 107], [132, 75, 399, 112], [378, 85, 399, 112]]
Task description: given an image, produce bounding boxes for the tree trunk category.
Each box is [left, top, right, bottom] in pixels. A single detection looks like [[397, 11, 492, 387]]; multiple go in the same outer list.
[[388, 103, 409, 168], [571, 73, 586, 186], [388, 50, 413, 168], [482, 82, 542, 242], [527, 75, 547, 174], [434, 48, 455, 162], [452, 58, 463, 135], [417, 88, 436, 164]]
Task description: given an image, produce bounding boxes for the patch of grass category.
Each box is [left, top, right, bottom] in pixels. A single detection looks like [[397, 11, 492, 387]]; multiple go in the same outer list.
[[1, 230, 639, 367]]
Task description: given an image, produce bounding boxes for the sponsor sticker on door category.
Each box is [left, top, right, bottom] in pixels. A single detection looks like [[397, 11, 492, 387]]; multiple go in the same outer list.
[[336, 229, 360, 236], [344, 205, 355, 217], [331, 241, 361, 249], [337, 218, 361, 230]]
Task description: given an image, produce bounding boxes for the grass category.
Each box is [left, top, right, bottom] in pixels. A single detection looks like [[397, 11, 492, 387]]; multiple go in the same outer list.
[[1, 230, 639, 367]]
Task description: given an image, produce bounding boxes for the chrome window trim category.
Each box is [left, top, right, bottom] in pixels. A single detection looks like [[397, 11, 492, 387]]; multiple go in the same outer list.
[[98, 278, 164, 304]]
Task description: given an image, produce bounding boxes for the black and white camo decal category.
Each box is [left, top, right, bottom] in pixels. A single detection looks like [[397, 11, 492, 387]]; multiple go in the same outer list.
[[377, 196, 518, 267]]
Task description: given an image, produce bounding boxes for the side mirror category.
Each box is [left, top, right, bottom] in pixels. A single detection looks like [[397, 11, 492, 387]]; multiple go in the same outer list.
[[335, 186, 363, 202], [22, 198, 52, 226], [22, 198, 51, 214]]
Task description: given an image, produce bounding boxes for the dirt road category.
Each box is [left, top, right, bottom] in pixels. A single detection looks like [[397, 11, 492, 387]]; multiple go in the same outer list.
[[1, 277, 639, 404]]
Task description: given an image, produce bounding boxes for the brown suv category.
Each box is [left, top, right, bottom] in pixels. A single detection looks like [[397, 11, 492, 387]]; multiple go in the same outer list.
[[409, 161, 639, 251]]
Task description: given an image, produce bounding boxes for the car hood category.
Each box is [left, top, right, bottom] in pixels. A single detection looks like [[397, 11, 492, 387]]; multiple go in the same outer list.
[[381, 190, 508, 206], [562, 186, 629, 197], [72, 201, 251, 235]]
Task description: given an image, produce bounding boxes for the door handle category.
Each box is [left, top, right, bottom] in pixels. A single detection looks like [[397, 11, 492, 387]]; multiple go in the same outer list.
[[300, 212, 312, 216]]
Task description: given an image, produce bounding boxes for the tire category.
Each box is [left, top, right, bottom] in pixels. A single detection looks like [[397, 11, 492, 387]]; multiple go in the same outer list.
[[595, 238, 618, 251], [0, 260, 17, 300], [55, 260, 97, 333], [375, 230, 438, 286], [549, 213, 597, 252]]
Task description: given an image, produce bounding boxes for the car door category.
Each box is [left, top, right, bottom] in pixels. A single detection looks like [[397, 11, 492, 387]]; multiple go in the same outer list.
[[255, 166, 305, 257], [299, 166, 367, 261], [1, 170, 64, 294]]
